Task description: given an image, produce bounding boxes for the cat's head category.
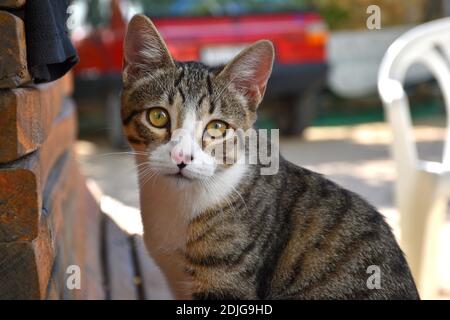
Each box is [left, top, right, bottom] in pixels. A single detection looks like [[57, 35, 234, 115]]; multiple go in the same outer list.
[[121, 14, 273, 187]]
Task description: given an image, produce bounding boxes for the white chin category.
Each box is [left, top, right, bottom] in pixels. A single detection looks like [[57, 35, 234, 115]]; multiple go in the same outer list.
[[180, 169, 215, 181], [164, 172, 196, 183]]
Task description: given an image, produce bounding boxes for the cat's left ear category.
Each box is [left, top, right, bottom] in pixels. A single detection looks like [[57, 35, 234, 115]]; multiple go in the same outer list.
[[123, 14, 175, 85], [216, 40, 274, 110]]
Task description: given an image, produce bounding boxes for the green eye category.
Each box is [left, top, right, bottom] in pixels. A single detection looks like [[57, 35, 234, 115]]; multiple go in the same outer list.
[[205, 120, 229, 138], [147, 107, 169, 128]]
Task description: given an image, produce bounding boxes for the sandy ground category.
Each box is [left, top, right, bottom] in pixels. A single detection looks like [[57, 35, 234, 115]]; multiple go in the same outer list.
[[76, 120, 450, 298]]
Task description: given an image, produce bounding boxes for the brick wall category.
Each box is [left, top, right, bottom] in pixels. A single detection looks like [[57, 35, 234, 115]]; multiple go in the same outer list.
[[0, 1, 104, 299]]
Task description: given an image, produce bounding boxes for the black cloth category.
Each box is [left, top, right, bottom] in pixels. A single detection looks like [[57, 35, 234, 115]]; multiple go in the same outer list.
[[25, 0, 78, 83]]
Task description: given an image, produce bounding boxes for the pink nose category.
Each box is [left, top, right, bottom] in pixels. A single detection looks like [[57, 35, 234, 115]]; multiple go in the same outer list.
[[170, 148, 192, 164]]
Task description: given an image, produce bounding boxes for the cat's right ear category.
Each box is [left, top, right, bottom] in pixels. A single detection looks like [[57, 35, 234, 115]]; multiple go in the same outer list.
[[216, 40, 274, 111], [123, 14, 175, 85]]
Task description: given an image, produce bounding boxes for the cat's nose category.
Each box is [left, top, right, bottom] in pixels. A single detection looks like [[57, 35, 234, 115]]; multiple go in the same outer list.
[[177, 162, 187, 170], [170, 148, 193, 165]]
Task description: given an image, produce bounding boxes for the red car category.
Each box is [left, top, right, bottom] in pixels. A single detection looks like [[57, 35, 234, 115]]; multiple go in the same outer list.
[[72, 0, 328, 143]]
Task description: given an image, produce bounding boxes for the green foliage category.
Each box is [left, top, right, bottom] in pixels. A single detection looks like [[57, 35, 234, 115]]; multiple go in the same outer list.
[[311, 0, 349, 30]]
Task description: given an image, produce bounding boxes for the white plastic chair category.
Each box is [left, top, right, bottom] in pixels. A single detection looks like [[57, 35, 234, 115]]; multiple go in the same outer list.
[[378, 18, 450, 299]]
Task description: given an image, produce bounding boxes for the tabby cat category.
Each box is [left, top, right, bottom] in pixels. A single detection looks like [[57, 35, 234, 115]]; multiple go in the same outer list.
[[121, 14, 419, 300]]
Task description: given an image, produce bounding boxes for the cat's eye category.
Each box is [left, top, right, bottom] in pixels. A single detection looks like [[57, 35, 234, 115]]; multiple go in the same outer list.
[[147, 107, 169, 128], [205, 120, 229, 139]]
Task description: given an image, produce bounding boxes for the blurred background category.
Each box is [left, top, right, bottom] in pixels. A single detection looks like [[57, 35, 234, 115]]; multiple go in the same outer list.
[[69, 0, 450, 298]]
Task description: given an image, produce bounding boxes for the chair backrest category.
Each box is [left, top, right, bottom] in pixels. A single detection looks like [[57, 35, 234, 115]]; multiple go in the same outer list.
[[378, 18, 450, 172]]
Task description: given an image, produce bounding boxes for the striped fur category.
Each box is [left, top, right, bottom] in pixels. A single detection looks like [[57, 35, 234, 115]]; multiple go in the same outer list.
[[121, 14, 419, 300]]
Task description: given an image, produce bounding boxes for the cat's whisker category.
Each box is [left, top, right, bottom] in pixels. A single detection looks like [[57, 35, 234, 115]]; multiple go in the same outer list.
[[89, 151, 150, 159], [136, 166, 151, 180], [140, 169, 158, 188], [137, 163, 158, 187], [135, 162, 153, 182], [150, 170, 160, 190], [143, 172, 157, 188], [213, 173, 249, 215], [135, 161, 152, 171], [121, 161, 151, 177], [201, 177, 237, 215], [198, 179, 220, 213], [135, 161, 151, 172]]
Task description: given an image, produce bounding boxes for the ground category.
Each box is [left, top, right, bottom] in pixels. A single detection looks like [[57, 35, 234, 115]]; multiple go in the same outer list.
[[76, 119, 450, 299]]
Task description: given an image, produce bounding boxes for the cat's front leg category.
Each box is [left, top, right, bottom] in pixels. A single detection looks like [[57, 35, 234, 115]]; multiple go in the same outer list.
[[143, 233, 193, 300], [149, 251, 193, 299]]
